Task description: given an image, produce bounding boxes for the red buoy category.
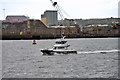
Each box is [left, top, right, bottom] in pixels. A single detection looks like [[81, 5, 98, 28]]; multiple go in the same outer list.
[[33, 40, 36, 44]]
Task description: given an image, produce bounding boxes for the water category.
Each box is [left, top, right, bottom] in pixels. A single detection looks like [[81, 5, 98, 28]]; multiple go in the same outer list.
[[1, 38, 119, 78]]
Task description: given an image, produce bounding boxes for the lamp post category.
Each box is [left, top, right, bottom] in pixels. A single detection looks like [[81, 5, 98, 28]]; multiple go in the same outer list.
[[3, 9, 5, 20]]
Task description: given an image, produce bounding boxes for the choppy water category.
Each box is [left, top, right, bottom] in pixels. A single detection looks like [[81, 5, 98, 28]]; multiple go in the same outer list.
[[1, 38, 119, 78]]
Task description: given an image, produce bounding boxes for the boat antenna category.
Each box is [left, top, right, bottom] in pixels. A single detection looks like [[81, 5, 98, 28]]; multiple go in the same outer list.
[[61, 32, 66, 39]]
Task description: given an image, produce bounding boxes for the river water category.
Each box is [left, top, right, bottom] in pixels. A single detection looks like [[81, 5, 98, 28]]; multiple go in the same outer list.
[[1, 38, 119, 78]]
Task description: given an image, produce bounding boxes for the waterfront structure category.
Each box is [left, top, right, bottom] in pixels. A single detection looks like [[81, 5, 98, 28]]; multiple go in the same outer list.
[[41, 18, 47, 26], [6, 15, 29, 22], [27, 19, 47, 28], [59, 18, 119, 27], [2, 19, 47, 29], [41, 10, 58, 27]]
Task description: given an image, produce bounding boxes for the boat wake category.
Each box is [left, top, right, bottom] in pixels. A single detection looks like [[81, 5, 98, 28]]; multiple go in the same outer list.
[[77, 49, 119, 54]]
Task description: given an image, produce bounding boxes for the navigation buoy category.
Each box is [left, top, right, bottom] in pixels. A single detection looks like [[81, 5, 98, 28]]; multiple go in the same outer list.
[[33, 40, 36, 44]]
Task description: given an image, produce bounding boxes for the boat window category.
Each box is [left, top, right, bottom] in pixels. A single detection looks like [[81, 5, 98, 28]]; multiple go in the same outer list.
[[56, 41, 67, 44], [54, 47, 57, 49], [58, 47, 65, 49]]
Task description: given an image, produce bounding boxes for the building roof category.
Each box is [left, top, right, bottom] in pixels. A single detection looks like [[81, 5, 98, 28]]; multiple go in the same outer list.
[[6, 15, 29, 19]]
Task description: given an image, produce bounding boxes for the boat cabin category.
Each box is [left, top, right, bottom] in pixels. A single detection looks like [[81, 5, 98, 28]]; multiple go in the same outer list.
[[55, 40, 67, 44], [53, 46, 67, 50]]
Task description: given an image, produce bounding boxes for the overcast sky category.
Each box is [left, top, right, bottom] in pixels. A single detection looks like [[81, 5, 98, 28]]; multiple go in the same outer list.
[[118, 1, 120, 18], [0, 0, 120, 20]]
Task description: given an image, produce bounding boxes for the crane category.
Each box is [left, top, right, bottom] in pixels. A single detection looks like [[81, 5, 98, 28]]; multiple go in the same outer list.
[[50, 0, 69, 27], [50, 0, 64, 20]]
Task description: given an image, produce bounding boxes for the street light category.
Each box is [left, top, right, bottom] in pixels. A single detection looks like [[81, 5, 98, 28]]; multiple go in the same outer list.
[[3, 9, 5, 20]]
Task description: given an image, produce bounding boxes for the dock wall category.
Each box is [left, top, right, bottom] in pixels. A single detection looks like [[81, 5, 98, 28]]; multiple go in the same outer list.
[[1, 26, 120, 40], [1, 19, 120, 40]]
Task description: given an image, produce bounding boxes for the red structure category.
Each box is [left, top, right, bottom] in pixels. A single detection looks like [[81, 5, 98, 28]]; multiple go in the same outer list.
[[6, 15, 29, 22]]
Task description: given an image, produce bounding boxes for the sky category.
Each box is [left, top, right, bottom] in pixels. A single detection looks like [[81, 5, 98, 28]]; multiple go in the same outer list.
[[0, 0, 120, 20], [118, 1, 120, 18]]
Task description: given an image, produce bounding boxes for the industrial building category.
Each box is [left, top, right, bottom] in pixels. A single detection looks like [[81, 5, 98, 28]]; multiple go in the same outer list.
[[41, 10, 58, 27], [6, 15, 29, 22]]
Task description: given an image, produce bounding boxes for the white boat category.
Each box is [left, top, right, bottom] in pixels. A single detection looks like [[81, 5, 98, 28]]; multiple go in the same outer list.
[[41, 34, 77, 55]]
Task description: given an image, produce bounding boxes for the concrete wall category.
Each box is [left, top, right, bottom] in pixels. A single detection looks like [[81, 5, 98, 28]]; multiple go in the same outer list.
[[2, 19, 47, 29], [59, 18, 120, 26], [2, 21, 27, 29], [41, 10, 58, 26], [2, 27, 82, 39], [83, 25, 119, 36], [27, 19, 47, 28], [1, 19, 120, 39]]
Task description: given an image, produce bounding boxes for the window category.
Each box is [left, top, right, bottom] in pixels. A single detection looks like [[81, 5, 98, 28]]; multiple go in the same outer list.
[[58, 47, 65, 49], [56, 41, 67, 44]]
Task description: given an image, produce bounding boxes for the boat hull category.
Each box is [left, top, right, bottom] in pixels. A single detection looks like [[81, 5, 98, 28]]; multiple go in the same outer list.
[[41, 49, 77, 55], [55, 50, 77, 54], [41, 49, 54, 55]]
